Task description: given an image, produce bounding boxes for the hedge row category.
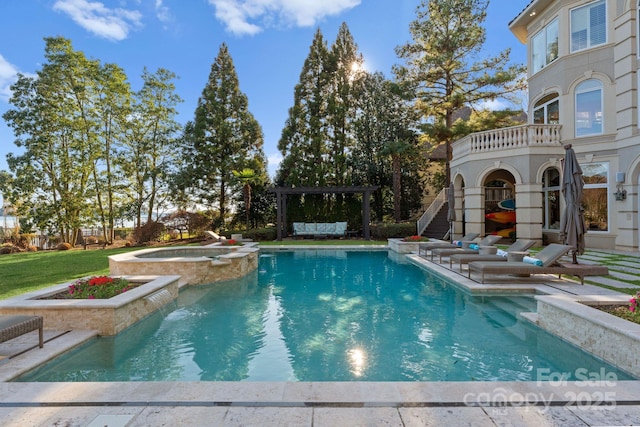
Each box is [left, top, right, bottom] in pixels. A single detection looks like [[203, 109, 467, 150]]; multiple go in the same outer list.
[[370, 223, 416, 239], [222, 222, 417, 241]]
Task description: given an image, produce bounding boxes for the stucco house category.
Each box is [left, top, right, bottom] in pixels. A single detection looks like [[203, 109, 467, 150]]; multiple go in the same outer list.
[[448, 0, 639, 251]]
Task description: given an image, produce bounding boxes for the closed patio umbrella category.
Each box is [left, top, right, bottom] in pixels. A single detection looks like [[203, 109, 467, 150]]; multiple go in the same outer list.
[[447, 182, 455, 242], [559, 144, 586, 264]]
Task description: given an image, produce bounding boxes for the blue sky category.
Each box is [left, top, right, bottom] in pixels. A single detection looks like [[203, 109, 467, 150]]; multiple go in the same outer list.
[[0, 0, 529, 185]]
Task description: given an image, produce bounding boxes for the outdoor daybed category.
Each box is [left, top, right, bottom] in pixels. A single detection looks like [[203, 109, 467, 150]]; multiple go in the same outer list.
[[292, 222, 348, 238], [429, 235, 502, 263], [0, 315, 43, 348], [467, 243, 608, 285], [449, 239, 536, 271]]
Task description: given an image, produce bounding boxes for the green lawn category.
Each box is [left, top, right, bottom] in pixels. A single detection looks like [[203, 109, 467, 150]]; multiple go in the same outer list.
[[0, 239, 387, 299], [0, 247, 139, 299]]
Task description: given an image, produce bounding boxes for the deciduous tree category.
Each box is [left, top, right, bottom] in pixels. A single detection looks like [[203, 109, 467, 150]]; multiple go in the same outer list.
[[2, 37, 102, 243]]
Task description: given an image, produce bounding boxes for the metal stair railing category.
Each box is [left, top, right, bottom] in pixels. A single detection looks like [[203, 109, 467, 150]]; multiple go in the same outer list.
[[416, 187, 447, 236]]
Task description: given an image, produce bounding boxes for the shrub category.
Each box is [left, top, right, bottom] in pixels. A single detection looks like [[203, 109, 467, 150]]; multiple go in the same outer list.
[[370, 222, 416, 239], [9, 235, 30, 250], [114, 229, 129, 240], [26, 245, 38, 252], [237, 227, 276, 241], [56, 242, 72, 251], [133, 221, 166, 244], [0, 244, 21, 254]]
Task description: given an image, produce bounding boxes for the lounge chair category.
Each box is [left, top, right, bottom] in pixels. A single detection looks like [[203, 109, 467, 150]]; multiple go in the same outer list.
[[417, 232, 479, 257], [467, 243, 607, 284], [449, 239, 536, 271], [204, 231, 226, 242], [430, 235, 503, 263], [0, 315, 43, 348]]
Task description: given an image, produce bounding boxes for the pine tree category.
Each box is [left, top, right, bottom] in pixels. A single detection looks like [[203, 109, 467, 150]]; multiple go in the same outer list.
[[395, 0, 526, 183]]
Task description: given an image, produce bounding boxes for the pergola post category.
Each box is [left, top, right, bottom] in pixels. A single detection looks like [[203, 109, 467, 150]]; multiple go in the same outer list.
[[362, 189, 372, 240], [282, 195, 287, 239], [275, 190, 283, 241]]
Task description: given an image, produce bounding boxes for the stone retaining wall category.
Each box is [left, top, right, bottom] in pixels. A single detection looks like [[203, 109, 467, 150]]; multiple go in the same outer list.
[[0, 275, 180, 336]]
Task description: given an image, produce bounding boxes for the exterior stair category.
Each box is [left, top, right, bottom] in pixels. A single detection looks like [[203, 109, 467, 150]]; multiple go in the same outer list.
[[416, 187, 451, 239], [422, 202, 450, 239]]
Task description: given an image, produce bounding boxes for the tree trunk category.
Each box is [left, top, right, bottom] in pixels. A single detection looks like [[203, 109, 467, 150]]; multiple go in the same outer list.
[[244, 184, 251, 228], [392, 153, 401, 223], [219, 180, 226, 226]]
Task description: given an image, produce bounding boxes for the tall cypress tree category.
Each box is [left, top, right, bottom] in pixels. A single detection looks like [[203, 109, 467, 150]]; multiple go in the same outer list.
[[277, 28, 330, 188], [190, 43, 266, 226], [326, 22, 364, 186]]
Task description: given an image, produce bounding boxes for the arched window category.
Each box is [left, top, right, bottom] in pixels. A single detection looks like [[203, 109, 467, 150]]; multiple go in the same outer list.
[[575, 79, 603, 136], [533, 93, 559, 124], [542, 168, 561, 230]]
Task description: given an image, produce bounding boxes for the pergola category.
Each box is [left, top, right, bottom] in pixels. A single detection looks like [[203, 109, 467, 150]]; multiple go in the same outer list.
[[269, 186, 379, 241]]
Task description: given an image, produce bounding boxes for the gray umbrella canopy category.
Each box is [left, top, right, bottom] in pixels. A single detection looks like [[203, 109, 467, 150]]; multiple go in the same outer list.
[[559, 145, 586, 263], [447, 182, 455, 241]]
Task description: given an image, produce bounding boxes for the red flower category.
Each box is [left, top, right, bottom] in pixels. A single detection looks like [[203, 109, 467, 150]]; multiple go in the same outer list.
[[88, 276, 114, 286]]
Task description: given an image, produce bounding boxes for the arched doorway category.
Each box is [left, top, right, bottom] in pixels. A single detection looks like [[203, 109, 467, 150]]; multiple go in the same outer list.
[[483, 170, 516, 240]]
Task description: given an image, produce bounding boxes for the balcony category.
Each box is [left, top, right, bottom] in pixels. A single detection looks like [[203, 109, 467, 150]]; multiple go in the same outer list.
[[452, 124, 562, 158]]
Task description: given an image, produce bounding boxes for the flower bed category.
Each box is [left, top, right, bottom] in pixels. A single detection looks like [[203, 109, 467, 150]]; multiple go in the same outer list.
[[594, 292, 640, 325], [402, 235, 429, 242], [0, 275, 180, 336], [44, 276, 137, 300], [219, 239, 243, 246]]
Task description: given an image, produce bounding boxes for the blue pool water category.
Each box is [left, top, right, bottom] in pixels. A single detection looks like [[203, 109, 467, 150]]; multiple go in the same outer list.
[[19, 250, 633, 382]]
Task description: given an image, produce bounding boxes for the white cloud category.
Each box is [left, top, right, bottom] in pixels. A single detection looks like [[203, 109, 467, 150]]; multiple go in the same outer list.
[[267, 152, 282, 178], [476, 98, 511, 111], [208, 0, 361, 36], [0, 55, 19, 102], [53, 0, 143, 41], [155, 0, 172, 24]]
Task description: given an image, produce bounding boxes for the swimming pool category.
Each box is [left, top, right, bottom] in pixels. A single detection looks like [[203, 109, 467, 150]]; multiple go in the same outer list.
[[18, 250, 633, 382]]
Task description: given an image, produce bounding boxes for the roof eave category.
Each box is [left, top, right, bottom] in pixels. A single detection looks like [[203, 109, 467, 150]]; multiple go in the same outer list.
[[509, 0, 552, 44]]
